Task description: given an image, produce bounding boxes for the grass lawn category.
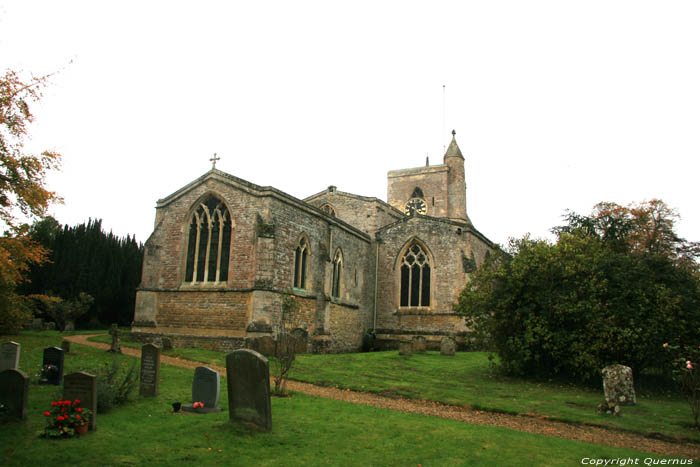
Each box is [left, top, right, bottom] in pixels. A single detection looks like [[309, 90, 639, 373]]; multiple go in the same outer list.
[[90, 331, 700, 443], [0, 331, 687, 466]]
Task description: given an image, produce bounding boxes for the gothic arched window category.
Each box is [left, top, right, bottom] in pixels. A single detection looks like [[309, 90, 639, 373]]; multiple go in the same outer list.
[[184, 196, 232, 283], [399, 242, 431, 307], [321, 204, 336, 217], [294, 236, 309, 289], [331, 249, 342, 299]]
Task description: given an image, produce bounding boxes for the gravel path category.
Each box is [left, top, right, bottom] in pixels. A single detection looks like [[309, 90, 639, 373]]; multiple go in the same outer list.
[[66, 334, 700, 459]]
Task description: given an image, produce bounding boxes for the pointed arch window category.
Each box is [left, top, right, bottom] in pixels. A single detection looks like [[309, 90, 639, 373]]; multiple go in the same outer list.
[[321, 204, 336, 217], [184, 197, 232, 283], [294, 236, 309, 289], [331, 249, 342, 299], [411, 187, 424, 199], [399, 242, 431, 307]]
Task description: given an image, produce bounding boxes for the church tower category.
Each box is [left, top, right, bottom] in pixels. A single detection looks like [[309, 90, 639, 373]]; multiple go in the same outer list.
[[444, 130, 468, 223], [386, 130, 469, 224]]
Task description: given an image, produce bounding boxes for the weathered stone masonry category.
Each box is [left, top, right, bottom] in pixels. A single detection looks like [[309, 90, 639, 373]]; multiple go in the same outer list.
[[132, 132, 494, 352]]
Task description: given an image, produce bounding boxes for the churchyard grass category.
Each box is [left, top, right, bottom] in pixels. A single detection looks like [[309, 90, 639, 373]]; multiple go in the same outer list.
[[290, 351, 700, 443], [89, 331, 700, 442], [0, 331, 681, 466], [88, 332, 227, 366]]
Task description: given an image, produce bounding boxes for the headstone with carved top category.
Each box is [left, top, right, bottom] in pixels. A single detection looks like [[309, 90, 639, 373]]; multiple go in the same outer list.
[[182, 366, 221, 413], [63, 372, 97, 431], [140, 344, 160, 397], [0, 341, 20, 371], [226, 349, 271, 431], [0, 369, 29, 420]]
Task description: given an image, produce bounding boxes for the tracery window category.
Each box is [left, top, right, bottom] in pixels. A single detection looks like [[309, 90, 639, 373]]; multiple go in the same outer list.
[[294, 236, 309, 289], [331, 249, 342, 299], [399, 242, 431, 307], [184, 196, 232, 283], [321, 204, 336, 217]]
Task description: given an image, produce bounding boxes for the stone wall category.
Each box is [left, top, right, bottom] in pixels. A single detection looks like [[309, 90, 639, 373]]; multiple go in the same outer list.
[[305, 188, 403, 236], [387, 165, 449, 218], [374, 215, 492, 340], [134, 170, 375, 353]]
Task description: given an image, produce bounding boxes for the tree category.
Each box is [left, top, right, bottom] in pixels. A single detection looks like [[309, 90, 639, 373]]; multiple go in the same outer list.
[[0, 69, 62, 331], [456, 201, 700, 383], [21, 217, 144, 327], [554, 200, 700, 269], [272, 293, 302, 395]]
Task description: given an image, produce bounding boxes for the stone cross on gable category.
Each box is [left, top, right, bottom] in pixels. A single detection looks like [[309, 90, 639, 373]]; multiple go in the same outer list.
[[210, 153, 220, 169]]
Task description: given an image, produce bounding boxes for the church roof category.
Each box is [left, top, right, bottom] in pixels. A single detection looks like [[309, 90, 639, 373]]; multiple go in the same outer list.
[[443, 130, 464, 160], [304, 188, 405, 218], [156, 169, 372, 242], [375, 212, 494, 248]]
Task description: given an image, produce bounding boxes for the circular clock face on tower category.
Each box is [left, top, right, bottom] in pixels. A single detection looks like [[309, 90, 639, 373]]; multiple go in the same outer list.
[[405, 198, 427, 216]]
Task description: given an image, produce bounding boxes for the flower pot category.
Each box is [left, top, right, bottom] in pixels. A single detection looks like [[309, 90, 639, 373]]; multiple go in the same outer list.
[[74, 422, 88, 436]]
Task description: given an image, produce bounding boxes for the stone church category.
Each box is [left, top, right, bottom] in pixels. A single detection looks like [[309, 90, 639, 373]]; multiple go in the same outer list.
[[132, 131, 494, 353]]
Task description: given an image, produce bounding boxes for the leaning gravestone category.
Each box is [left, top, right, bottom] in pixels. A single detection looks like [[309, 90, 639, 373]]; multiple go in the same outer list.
[[39, 347, 64, 385], [182, 366, 221, 413], [226, 349, 271, 431], [108, 324, 121, 353], [412, 336, 427, 354], [61, 340, 71, 354], [140, 344, 160, 397], [602, 364, 637, 406], [0, 341, 20, 371], [0, 369, 29, 420], [398, 341, 413, 356], [63, 372, 97, 431], [440, 337, 456, 356]]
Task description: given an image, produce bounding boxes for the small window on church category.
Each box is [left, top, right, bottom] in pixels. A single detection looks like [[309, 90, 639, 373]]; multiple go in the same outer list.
[[411, 187, 424, 199], [399, 242, 431, 307], [331, 249, 342, 299], [294, 236, 309, 289], [184, 196, 232, 283], [321, 204, 336, 217]]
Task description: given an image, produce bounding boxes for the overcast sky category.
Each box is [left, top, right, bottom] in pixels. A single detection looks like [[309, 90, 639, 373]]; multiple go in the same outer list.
[[1, 1, 698, 246]]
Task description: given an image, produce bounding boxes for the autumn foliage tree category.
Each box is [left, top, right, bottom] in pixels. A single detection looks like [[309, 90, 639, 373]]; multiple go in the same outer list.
[[457, 200, 700, 383], [0, 69, 62, 331]]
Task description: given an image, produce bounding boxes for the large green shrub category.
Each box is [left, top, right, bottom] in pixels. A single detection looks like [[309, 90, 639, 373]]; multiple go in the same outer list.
[[456, 201, 700, 383]]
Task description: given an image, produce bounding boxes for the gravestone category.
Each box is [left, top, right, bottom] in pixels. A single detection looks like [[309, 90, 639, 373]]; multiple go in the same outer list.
[[44, 322, 56, 331], [291, 328, 308, 354], [0, 369, 29, 420], [108, 324, 121, 353], [64, 321, 75, 332], [399, 341, 412, 356], [412, 336, 427, 354], [39, 347, 64, 385], [0, 341, 20, 371], [601, 364, 637, 406], [161, 337, 173, 351], [61, 340, 71, 354], [250, 335, 275, 356], [63, 372, 97, 431], [32, 318, 44, 330], [226, 349, 271, 431], [182, 366, 221, 413], [440, 337, 456, 356], [139, 344, 160, 397]]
